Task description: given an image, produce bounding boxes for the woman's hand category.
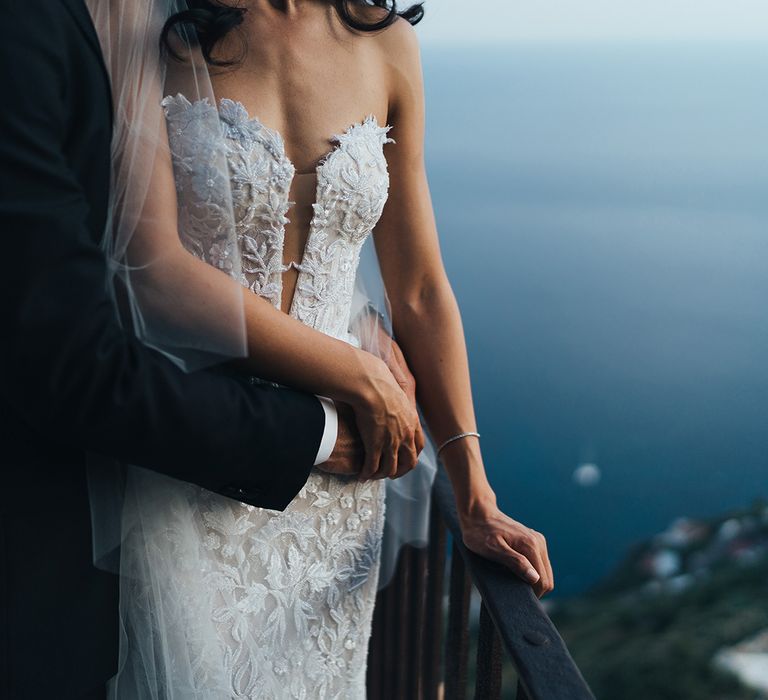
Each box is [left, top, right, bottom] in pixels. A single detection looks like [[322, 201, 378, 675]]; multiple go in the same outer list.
[[319, 337, 424, 481], [350, 352, 422, 482], [458, 504, 555, 598]]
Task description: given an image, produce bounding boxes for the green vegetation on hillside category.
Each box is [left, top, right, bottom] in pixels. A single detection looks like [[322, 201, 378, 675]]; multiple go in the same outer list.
[[551, 500, 768, 699]]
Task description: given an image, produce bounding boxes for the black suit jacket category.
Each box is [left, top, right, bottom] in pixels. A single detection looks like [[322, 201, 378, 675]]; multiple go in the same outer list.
[[0, 1, 326, 697]]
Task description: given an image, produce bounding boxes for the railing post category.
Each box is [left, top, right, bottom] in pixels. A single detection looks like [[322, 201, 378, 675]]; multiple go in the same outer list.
[[474, 602, 502, 699], [445, 539, 472, 700], [407, 545, 429, 697], [394, 545, 412, 698], [423, 496, 447, 700]]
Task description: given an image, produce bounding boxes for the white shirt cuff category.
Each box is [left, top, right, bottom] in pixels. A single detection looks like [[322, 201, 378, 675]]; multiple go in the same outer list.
[[313, 395, 338, 466]]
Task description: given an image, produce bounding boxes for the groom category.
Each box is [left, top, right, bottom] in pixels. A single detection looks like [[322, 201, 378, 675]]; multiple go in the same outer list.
[[0, 1, 420, 698]]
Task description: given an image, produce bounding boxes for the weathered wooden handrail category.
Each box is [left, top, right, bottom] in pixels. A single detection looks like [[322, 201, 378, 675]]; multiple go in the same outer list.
[[368, 465, 595, 700]]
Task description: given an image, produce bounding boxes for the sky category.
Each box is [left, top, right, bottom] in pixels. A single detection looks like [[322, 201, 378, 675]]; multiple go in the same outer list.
[[412, 0, 768, 44]]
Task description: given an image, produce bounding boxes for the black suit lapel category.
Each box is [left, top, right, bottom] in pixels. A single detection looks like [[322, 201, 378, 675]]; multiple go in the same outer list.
[[59, 0, 114, 124]]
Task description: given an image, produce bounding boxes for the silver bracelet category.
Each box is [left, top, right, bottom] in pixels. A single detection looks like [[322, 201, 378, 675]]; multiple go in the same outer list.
[[436, 431, 481, 456]]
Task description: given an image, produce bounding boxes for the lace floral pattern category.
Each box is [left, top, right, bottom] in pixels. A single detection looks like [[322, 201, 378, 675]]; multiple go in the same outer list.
[[195, 472, 386, 699], [133, 94, 396, 699], [162, 95, 243, 274]]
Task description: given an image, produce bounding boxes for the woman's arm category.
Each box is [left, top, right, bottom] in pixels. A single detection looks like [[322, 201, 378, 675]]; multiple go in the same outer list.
[[373, 19, 554, 596]]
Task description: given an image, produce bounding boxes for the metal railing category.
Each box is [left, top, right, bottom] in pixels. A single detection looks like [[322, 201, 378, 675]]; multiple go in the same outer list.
[[367, 466, 595, 700]]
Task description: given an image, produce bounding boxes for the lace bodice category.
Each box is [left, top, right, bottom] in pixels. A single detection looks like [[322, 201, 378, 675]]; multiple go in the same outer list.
[[162, 94, 394, 340]]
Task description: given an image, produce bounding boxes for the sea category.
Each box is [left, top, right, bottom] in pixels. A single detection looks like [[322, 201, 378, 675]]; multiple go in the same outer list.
[[418, 41, 768, 597]]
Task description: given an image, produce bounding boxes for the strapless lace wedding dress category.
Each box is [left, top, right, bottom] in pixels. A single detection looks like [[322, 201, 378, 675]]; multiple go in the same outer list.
[[115, 95, 395, 700]]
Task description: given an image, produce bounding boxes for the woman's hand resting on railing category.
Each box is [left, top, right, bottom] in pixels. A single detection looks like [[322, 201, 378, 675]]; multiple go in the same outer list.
[[458, 505, 555, 599]]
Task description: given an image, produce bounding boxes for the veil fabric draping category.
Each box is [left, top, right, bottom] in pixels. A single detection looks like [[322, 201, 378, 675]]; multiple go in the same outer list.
[[83, 0, 251, 585], [84, 0, 437, 693], [88, 0, 249, 372]]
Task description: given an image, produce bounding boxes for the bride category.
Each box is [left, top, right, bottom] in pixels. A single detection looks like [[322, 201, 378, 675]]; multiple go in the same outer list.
[[86, 1, 554, 697]]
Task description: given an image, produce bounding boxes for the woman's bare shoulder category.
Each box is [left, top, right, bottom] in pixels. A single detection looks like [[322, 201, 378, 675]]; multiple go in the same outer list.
[[347, 5, 420, 53], [366, 13, 421, 83], [372, 12, 419, 48], [344, 7, 423, 110]]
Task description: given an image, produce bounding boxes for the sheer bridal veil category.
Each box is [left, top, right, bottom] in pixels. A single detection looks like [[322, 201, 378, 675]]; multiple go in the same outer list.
[[85, 0, 437, 692]]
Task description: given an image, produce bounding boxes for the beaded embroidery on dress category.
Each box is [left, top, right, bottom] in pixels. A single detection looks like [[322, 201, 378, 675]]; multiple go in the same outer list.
[[115, 94, 395, 699]]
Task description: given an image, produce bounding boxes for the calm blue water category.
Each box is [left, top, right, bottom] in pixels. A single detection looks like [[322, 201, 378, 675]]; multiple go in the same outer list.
[[421, 42, 768, 596]]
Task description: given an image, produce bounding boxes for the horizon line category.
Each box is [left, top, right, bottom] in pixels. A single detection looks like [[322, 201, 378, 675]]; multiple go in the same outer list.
[[416, 36, 768, 47]]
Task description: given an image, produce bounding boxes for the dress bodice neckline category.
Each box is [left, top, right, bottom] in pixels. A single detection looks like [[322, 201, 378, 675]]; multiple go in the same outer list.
[[216, 97, 387, 177], [161, 92, 394, 336]]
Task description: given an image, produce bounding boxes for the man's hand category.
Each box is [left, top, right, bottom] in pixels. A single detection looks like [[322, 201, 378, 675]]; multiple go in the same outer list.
[[318, 402, 365, 476]]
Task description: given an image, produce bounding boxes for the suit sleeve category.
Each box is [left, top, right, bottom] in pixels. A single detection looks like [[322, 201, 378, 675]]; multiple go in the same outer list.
[[0, 1, 325, 511]]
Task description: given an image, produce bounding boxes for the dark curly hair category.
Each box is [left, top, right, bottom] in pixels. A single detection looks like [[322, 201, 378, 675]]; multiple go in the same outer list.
[[161, 1, 425, 66]]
